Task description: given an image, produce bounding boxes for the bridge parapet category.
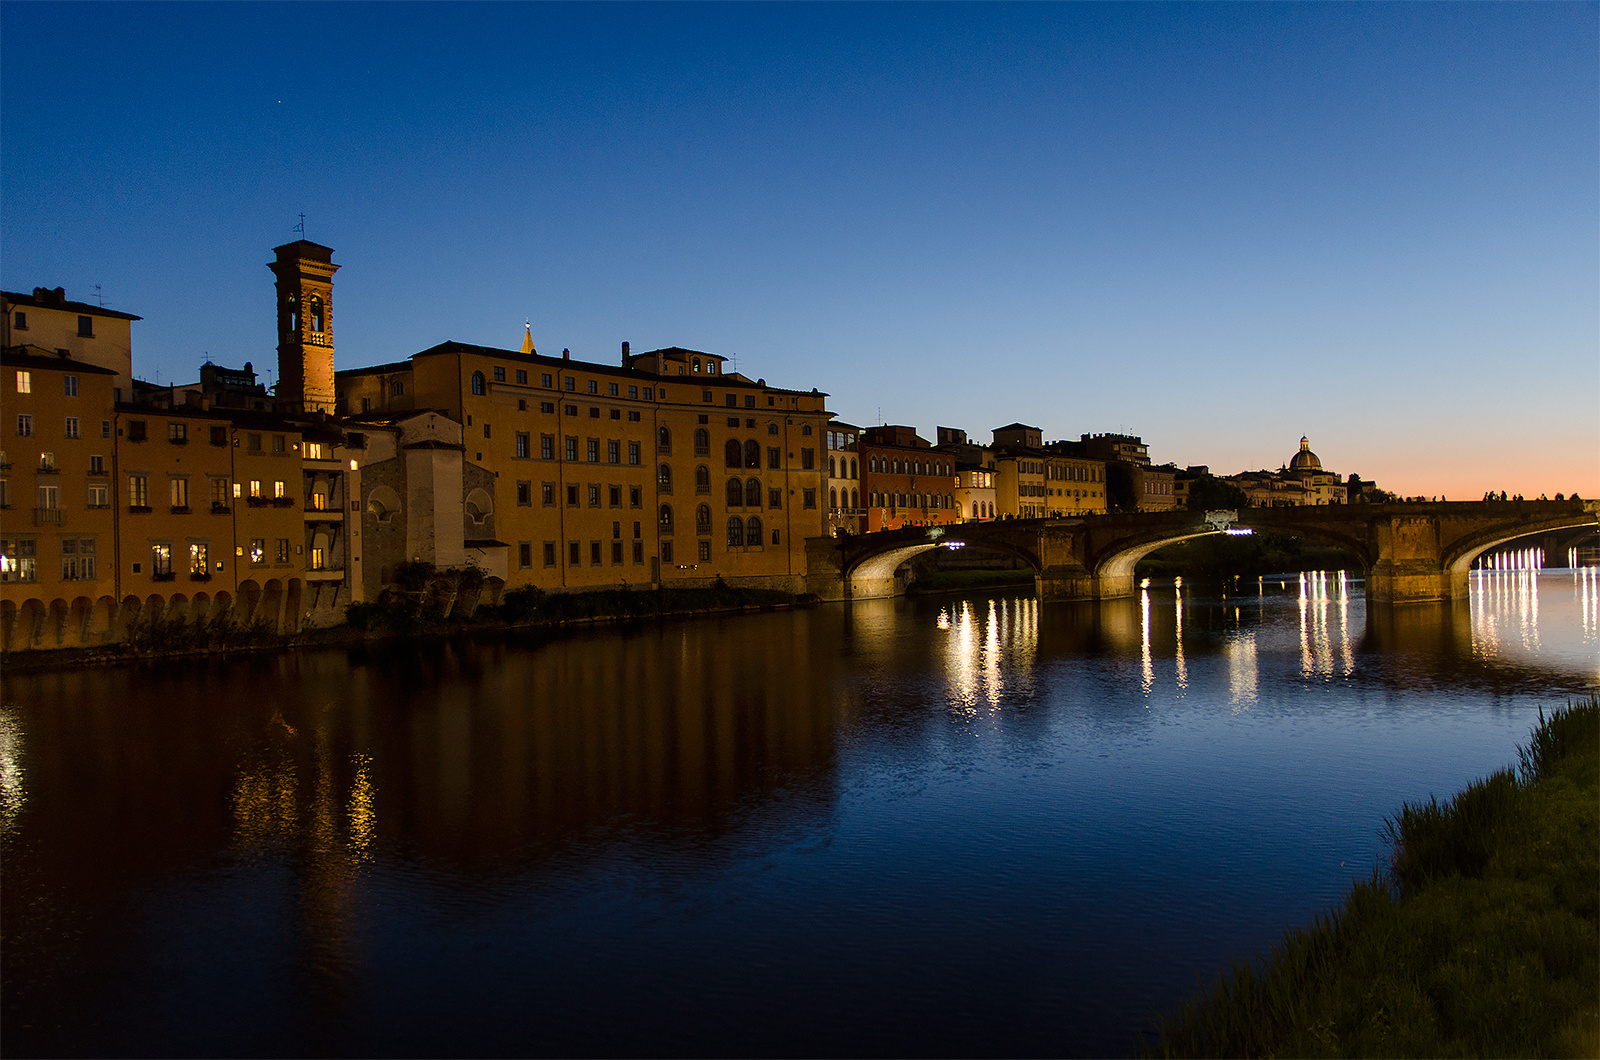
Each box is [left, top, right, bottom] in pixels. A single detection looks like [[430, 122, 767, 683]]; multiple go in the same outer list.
[[804, 500, 1599, 604]]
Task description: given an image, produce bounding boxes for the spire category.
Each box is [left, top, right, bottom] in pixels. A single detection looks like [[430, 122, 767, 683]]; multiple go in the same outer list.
[[520, 320, 534, 355]]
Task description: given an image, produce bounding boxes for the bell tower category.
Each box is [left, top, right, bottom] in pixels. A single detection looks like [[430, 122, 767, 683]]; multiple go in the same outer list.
[[269, 240, 339, 414]]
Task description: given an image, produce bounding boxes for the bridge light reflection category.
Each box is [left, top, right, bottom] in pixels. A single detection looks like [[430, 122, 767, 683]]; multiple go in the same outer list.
[[1297, 570, 1354, 679], [939, 597, 1039, 715]]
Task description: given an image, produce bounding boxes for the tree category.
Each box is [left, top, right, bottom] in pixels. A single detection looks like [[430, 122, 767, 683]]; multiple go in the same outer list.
[[1186, 475, 1250, 512]]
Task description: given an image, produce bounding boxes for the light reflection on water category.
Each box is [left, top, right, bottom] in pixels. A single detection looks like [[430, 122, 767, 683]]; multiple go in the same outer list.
[[1, 571, 1596, 1058]]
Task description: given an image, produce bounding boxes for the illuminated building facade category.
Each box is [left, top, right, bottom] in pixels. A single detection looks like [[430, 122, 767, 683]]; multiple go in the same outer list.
[[859, 424, 960, 532]]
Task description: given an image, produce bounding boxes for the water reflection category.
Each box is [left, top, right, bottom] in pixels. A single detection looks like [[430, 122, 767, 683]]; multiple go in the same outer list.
[[1, 573, 1595, 1059]]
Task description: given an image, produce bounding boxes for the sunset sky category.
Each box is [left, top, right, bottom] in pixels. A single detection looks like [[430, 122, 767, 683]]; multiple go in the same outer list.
[[3, 2, 1595, 499]]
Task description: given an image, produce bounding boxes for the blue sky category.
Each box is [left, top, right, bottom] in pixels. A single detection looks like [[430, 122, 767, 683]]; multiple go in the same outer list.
[[3, 2, 1595, 498]]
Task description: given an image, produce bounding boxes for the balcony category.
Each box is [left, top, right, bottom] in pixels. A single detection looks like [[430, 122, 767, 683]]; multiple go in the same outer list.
[[33, 507, 64, 526], [36, 464, 60, 476], [211, 503, 231, 514]]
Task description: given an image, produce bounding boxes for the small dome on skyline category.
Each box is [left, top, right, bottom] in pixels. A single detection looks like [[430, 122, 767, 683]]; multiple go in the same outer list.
[[1289, 435, 1322, 472]]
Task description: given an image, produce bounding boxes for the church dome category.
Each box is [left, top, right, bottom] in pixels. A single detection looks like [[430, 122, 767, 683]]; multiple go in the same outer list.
[[1289, 436, 1321, 472]]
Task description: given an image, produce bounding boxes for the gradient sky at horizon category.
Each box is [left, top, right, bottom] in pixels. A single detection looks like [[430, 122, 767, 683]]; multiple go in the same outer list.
[[3, 2, 1595, 498]]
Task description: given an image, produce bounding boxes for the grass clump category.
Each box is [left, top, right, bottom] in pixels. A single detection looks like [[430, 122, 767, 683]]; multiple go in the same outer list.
[[1145, 696, 1598, 1058]]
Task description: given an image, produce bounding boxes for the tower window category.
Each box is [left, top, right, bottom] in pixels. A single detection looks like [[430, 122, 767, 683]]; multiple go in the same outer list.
[[309, 296, 325, 333]]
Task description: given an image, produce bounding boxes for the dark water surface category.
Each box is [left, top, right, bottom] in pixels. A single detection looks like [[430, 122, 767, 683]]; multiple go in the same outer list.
[[4, 570, 1596, 1057]]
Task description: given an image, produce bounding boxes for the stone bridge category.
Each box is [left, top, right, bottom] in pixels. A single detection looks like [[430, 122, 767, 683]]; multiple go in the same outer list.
[[804, 499, 1600, 604]]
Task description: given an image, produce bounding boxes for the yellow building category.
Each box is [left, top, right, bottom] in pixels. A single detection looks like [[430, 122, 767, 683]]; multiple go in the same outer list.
[[337, 339, 832, 594], [3, 287, 141, 398], [1, 346, 120, 648]]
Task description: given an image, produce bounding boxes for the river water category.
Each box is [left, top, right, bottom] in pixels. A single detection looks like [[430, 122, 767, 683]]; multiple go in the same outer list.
[[3, 569, 1597, 1058]]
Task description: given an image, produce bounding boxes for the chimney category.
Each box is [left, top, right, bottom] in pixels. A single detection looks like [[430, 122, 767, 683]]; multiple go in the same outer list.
[[562, 348, 570, 360], [655, 348, 664, 375], [620, 341, 630, 366]]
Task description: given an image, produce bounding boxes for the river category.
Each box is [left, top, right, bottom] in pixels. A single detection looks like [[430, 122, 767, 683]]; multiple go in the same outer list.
[[3, 569, 1596, 1057]]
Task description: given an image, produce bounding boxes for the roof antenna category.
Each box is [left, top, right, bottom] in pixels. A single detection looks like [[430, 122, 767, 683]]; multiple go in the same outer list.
[[94, 284, 105, 307], [294, 214, 306, 238]]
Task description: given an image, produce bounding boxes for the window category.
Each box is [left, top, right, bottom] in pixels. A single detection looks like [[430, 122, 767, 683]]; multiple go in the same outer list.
[[519, 542, 532, 569], [658, 464, 672, 491], [586, 438, 599, 462], [724, 439, 741, 468], [609, 408, 620, 420], [36, 484, 58, 510], [698, 540, 712, 561], [628, 410, 640, 422], [210, 478, 229, 509], [768, 447, 781, 469], [768, 423, 779, 435], [608, 439, 621, 464], [629, 486, 642, 508], [745, 478, 761, 507], [64, 417, 79, 439], [769, 488, 782, 509], [189, 542, 209, 577], [102, 420, 112, 439], [516, 432, 531, 458], [658, 504, 674, 532], [611, 541, 623, 565], [772, 529, 780, 546], [563, 377, 575, 391], [209, 425, 228, 446], [746, 516, 763, 546], [471, 371, 486, 396], [727, 516, 743, 547], [542, 373, 554, 387], [566, 484, 579, 507], [543, 542, 557, 567], [1, 538, 37, 582], [78, 315, 94, 337], [564, 436, 578, 461], [541, 434, 555, 460], [629, 385, 639, 399], [516, 481, 532, 506], [745, 395, 755, 408], [167, 422, 187, 444], [660, 540, 673, 564], [515, 369, 527, 384], [725, 394, 737, 407], [694, 428, 710, 455], [569, 541, 581, 565], [275, 538, 291, 564], [696, 504, 712, 532], [609, 485, 622, 507], [87, 483, 108, 508], [249, 538, 265, 565], [246, 432, 261, 452], [587, 380, 598, 394], [273, 480, 286, 499], [61, 537, 96, 580], [390, 380, 405, 396], [801, 425, 813, 436], [128, 474, 149, 508], [248, 480, 262, 499], [741, 439, 759, 468], [151, 543, 173, 577], [589, 407, 600, 419], [726, 478, 743, 507], [801, 448, 815, 470], [607, 382, 619, 396], [695, 464, 711, 493], [628, 441, 641, 465], [803, 488, 817, 509], [272, 434, 286, 454], [541, 401, 555, 414], [658, 426, 672, 453], [702, 390, 713, 403], [62, 374, 78, 397], [643, 387, 654, 401], [169, 476, 189, 510], [493, 366, 506, 383], [305, 442, 327, 459], [590, 541, 602, 565], [11, 312, 24, 331], [483, 423, 491, 438], [16, 415, 32, 437], [588, 484, 601, 507], [542, 482, 555, 506]]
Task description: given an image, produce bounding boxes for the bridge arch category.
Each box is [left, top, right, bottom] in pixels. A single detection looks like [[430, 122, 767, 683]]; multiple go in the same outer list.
[[1441, 514, 1600, 583]]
